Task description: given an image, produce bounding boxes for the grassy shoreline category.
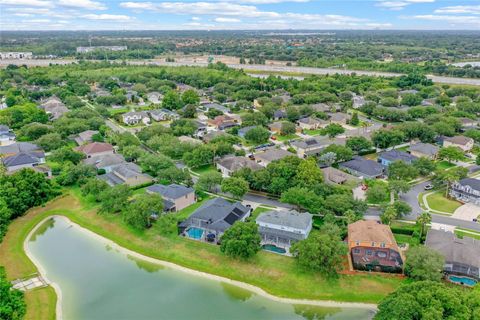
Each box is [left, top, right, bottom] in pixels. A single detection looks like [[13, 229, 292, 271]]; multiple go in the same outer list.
[[0, 192, 405, 319]]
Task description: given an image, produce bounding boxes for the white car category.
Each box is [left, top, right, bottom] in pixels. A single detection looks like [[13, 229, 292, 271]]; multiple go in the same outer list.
[[424, 184, 433, 190]]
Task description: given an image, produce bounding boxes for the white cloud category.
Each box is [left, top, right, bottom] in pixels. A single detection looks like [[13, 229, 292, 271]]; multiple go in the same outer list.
[[82, 13, 132, 20], [214, 17, 240, 22], [411, 14, 480, 25], [191, 16, 201, 21], [58, 0, 107, 10], [234, 0, 309, 3], [376, 0, 434, 10], [435, 5, 480, 15], [13, 13, 34, 17], [0, 0, 53, 7]]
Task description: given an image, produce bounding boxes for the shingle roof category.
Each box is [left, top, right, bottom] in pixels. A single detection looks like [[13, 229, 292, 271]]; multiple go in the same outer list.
[[426, 229, 480, 269], [75, 142, 114, 155], [291, 138, 323, 150], [0, 142, 41, 155], [2, 151, 44, 167], [180, 198, 249, 233], [444, 135, 473, 146], [83, 154, 126, 168], [339, 156, 384, 177], [256, 209, 312, 230], [147, 184, 194, 200], [408, 143, 439, 157], [458, 178, 480, 192], [379, 150, 418, 163], [238, 126, 257, 136], [348, 220, 397, 245], [217, 156, 262, 172], [255, 149, 292, 163]]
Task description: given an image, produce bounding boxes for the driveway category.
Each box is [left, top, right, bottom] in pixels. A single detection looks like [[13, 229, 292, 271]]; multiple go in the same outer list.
[[452, 203, 480, 222]]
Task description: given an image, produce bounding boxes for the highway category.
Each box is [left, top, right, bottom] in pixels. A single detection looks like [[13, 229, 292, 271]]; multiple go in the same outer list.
[[2, 58, 480, 86]]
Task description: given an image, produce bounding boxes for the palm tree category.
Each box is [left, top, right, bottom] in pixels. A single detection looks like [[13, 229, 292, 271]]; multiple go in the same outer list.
[[416, 212, 432, 241]]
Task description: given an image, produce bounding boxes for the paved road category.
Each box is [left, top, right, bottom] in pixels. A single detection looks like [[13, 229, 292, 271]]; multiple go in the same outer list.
[[2, 58, 480, 86]]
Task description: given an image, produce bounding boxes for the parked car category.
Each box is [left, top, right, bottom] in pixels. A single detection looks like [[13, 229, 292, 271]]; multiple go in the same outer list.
[[424, 184, 433, 190]]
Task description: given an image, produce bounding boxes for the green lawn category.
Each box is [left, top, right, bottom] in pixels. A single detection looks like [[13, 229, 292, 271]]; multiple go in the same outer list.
[[276, 134, 300, 142], [108, 107, 130, 116], [304, 129, 324, 136], [394, 234, 420, 246], [425, 191, 462, 214], [455, 230, 480, 240], [436, 161, 456, 170], [248, 206, 273, 221], [191, 164, 217, 176], [0, 192, 404, 320]]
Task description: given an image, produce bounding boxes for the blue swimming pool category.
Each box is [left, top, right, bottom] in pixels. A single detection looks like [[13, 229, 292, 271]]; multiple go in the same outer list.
[[448, 275, 477, 286], [262, 244, 287, 254], [187, 227, 204, 240]]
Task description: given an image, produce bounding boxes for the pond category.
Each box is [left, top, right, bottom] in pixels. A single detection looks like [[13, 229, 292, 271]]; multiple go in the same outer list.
[[27, 217, 376, 320]]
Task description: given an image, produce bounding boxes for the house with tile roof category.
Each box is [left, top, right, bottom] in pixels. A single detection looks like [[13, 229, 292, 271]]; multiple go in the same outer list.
[[75, 142, 114, 158]]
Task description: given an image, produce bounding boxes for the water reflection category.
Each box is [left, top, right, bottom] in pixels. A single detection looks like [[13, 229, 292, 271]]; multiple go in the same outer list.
[[127, 254, 165, 273], [29, 218, 55, 242], [294, 305, 342, 320], [221, 282, 254, 302]]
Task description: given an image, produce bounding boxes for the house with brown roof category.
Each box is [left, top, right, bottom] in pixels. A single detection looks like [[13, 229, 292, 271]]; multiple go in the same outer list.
[[254, 148, 293, 167], [75, 142, 114, 158], [321, 167, 360, 186], [296, 117, 327, 130], [207, 115, 239, 130], [216, 155, 263, 177], [348, 220, 403, 273], [443, 136, 474, 152]]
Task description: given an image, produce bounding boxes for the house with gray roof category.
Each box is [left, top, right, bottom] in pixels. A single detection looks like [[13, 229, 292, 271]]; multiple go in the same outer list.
[[291, 138, 325, 158], [297, 116, 327, 130], [201, 102, 229, 114], [0, 142, 42, 157], [378, 150, 418, 166], [179, 197, 251, 243], [122, 111, 150, 125], [256, 209, 312, 253], [99, 162, 153, 187], [426, 229, 480, 280], [2, 151, 47, 173], [254, 148, 293, 167], [450, 178, 480, 206], [339, 156, 384, 179], [321, 166, 360, 185], [39, 96, 69, 120], [0, 125, 15, 146], [238, 126, 257, 138], [273, 110, 287, 120], [147, 184, 195, 212], [148, 109, 179, 121], [147, 92, 163, 104], [74, 130, 99, 146], [216, 155, 262, 177], [408, 143, 440, 160], [83, 153, 126, 172]]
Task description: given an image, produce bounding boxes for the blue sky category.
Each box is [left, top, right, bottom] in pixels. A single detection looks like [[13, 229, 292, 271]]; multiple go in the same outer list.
[[1, 0, 479, 30]]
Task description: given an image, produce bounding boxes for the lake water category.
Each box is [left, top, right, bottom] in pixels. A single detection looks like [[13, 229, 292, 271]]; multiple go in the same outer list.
[[27, 217, 375, 320]]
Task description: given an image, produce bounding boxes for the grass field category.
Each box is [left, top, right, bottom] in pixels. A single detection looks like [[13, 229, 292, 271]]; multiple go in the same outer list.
[[436, 161, 456, 170], [304, 129, 324, 136], [190, 164, 217, 176], [276, 134, 299, 142], [425, 191, 462, 213], [0, 192, 405, 319]]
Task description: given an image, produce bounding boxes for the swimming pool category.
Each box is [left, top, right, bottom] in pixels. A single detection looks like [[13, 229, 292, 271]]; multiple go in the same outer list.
[[262, 244, 287, 254], [187, 227, 204, 240], [448, 275, 477, 286]]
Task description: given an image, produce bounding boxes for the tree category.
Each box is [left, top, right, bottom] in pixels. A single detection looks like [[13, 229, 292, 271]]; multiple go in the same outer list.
[[439, 146, 464, 163], [181, 89, 199, 106], [372, 130, 405, 149], [404, 246, 444, 282], [375, 281, 469, 320], [387, 161, 418, 181], [182, 104, 197, 118], [99, 185, 132, 214], [162, 90, 182, 110], [349, 112, 359, 126], [295, 157, 323, 188], [49, 147, 84, 164], [290, 226, 347, 277], [122, 145, 145, 162], [244, 126, 270, 144], [393, 200, 412, 218], [366, 182, 389, 204], [196, 171, 223, 192], [380, 206, 397, 225], [123, 194, 163, 230], [0, 267, 26, 320], [182, 146, 214, 168], [81, 178, 109, 202], [433, 167, 468, 197], [346, 136, 373, 153], [139, 153, 174, 176], [321, 145, 353, 163], [413, 157, 436, 176], [324, 123, 345, 138], [280, 187, 324, 214], [388, 180, 411, 204], [221, 177, 249, 199], [220, 221, 261, 259], [18, 122, 52, 140], [55, 163, 96, 186], [35, 132, 65, 151], [416, 211, 431, 240], [317, 152, 336, 167], [401, 93, 422, 106]]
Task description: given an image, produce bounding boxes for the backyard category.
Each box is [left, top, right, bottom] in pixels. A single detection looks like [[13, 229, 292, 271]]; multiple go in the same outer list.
[[0, 192, 405, 320], [424, 191, 463, 214]]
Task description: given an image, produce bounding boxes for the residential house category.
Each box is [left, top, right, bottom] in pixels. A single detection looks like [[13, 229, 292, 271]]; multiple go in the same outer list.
[[201, 102, 229, 114], [443, 136, 474, 152], [348, 220, 403, 273], [339, 156, 384, 179], [2, 151, 47, 174], [122, 111, 150, 125], [146, 92, 163, 104], [426, 229, 480, 280], [83, 153, 126, 172], [193, 120, 208, 138], [216, 155, 262, 177], [179, 197, 251, 242], [148, 109, 179, 121], [238, 126, 257, 139], [73, 130, 99, 146], [208, 115, 238, 130], [310, 103, 332, 113], [378, 150, 418, 166], [328, 113, 348, 126], [459, 118, 478, 128], [178, 136, 202, 144], [39, 96, 69, 120], [297, 117, 327, 131], [99, 162, 153, 187], [321, 166, 360, 185], [147, 184, 196, 212], [273, 110, 287, 120], [450, 178, 480, 206], [202, 131, 227, 143], [254, 148, 293, 167], [268, 121, 302, 135], [75, 142, 114, 158], [408, 143, 440, 160], [0, 142, 42, 157], [352, 95, 366, 109], [256, 209, 312, 253], [291, 138, 324, 158], [0, 125, 15, 146], [272, 94, 291, 105]]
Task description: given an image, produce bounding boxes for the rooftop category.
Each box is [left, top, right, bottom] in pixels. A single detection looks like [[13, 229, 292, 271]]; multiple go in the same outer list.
[[217, 156, 262, 172], [75, 142, 114, 155], [444, 135, 473, 145], [340, 156, 384, 177], [348, 220, 397, 245], [255, 148, 292, 163], [408, 143, 439, 157], [256, 209, 312, 230], [147, 184, 194, 199], [379, 150, 418, 162]]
